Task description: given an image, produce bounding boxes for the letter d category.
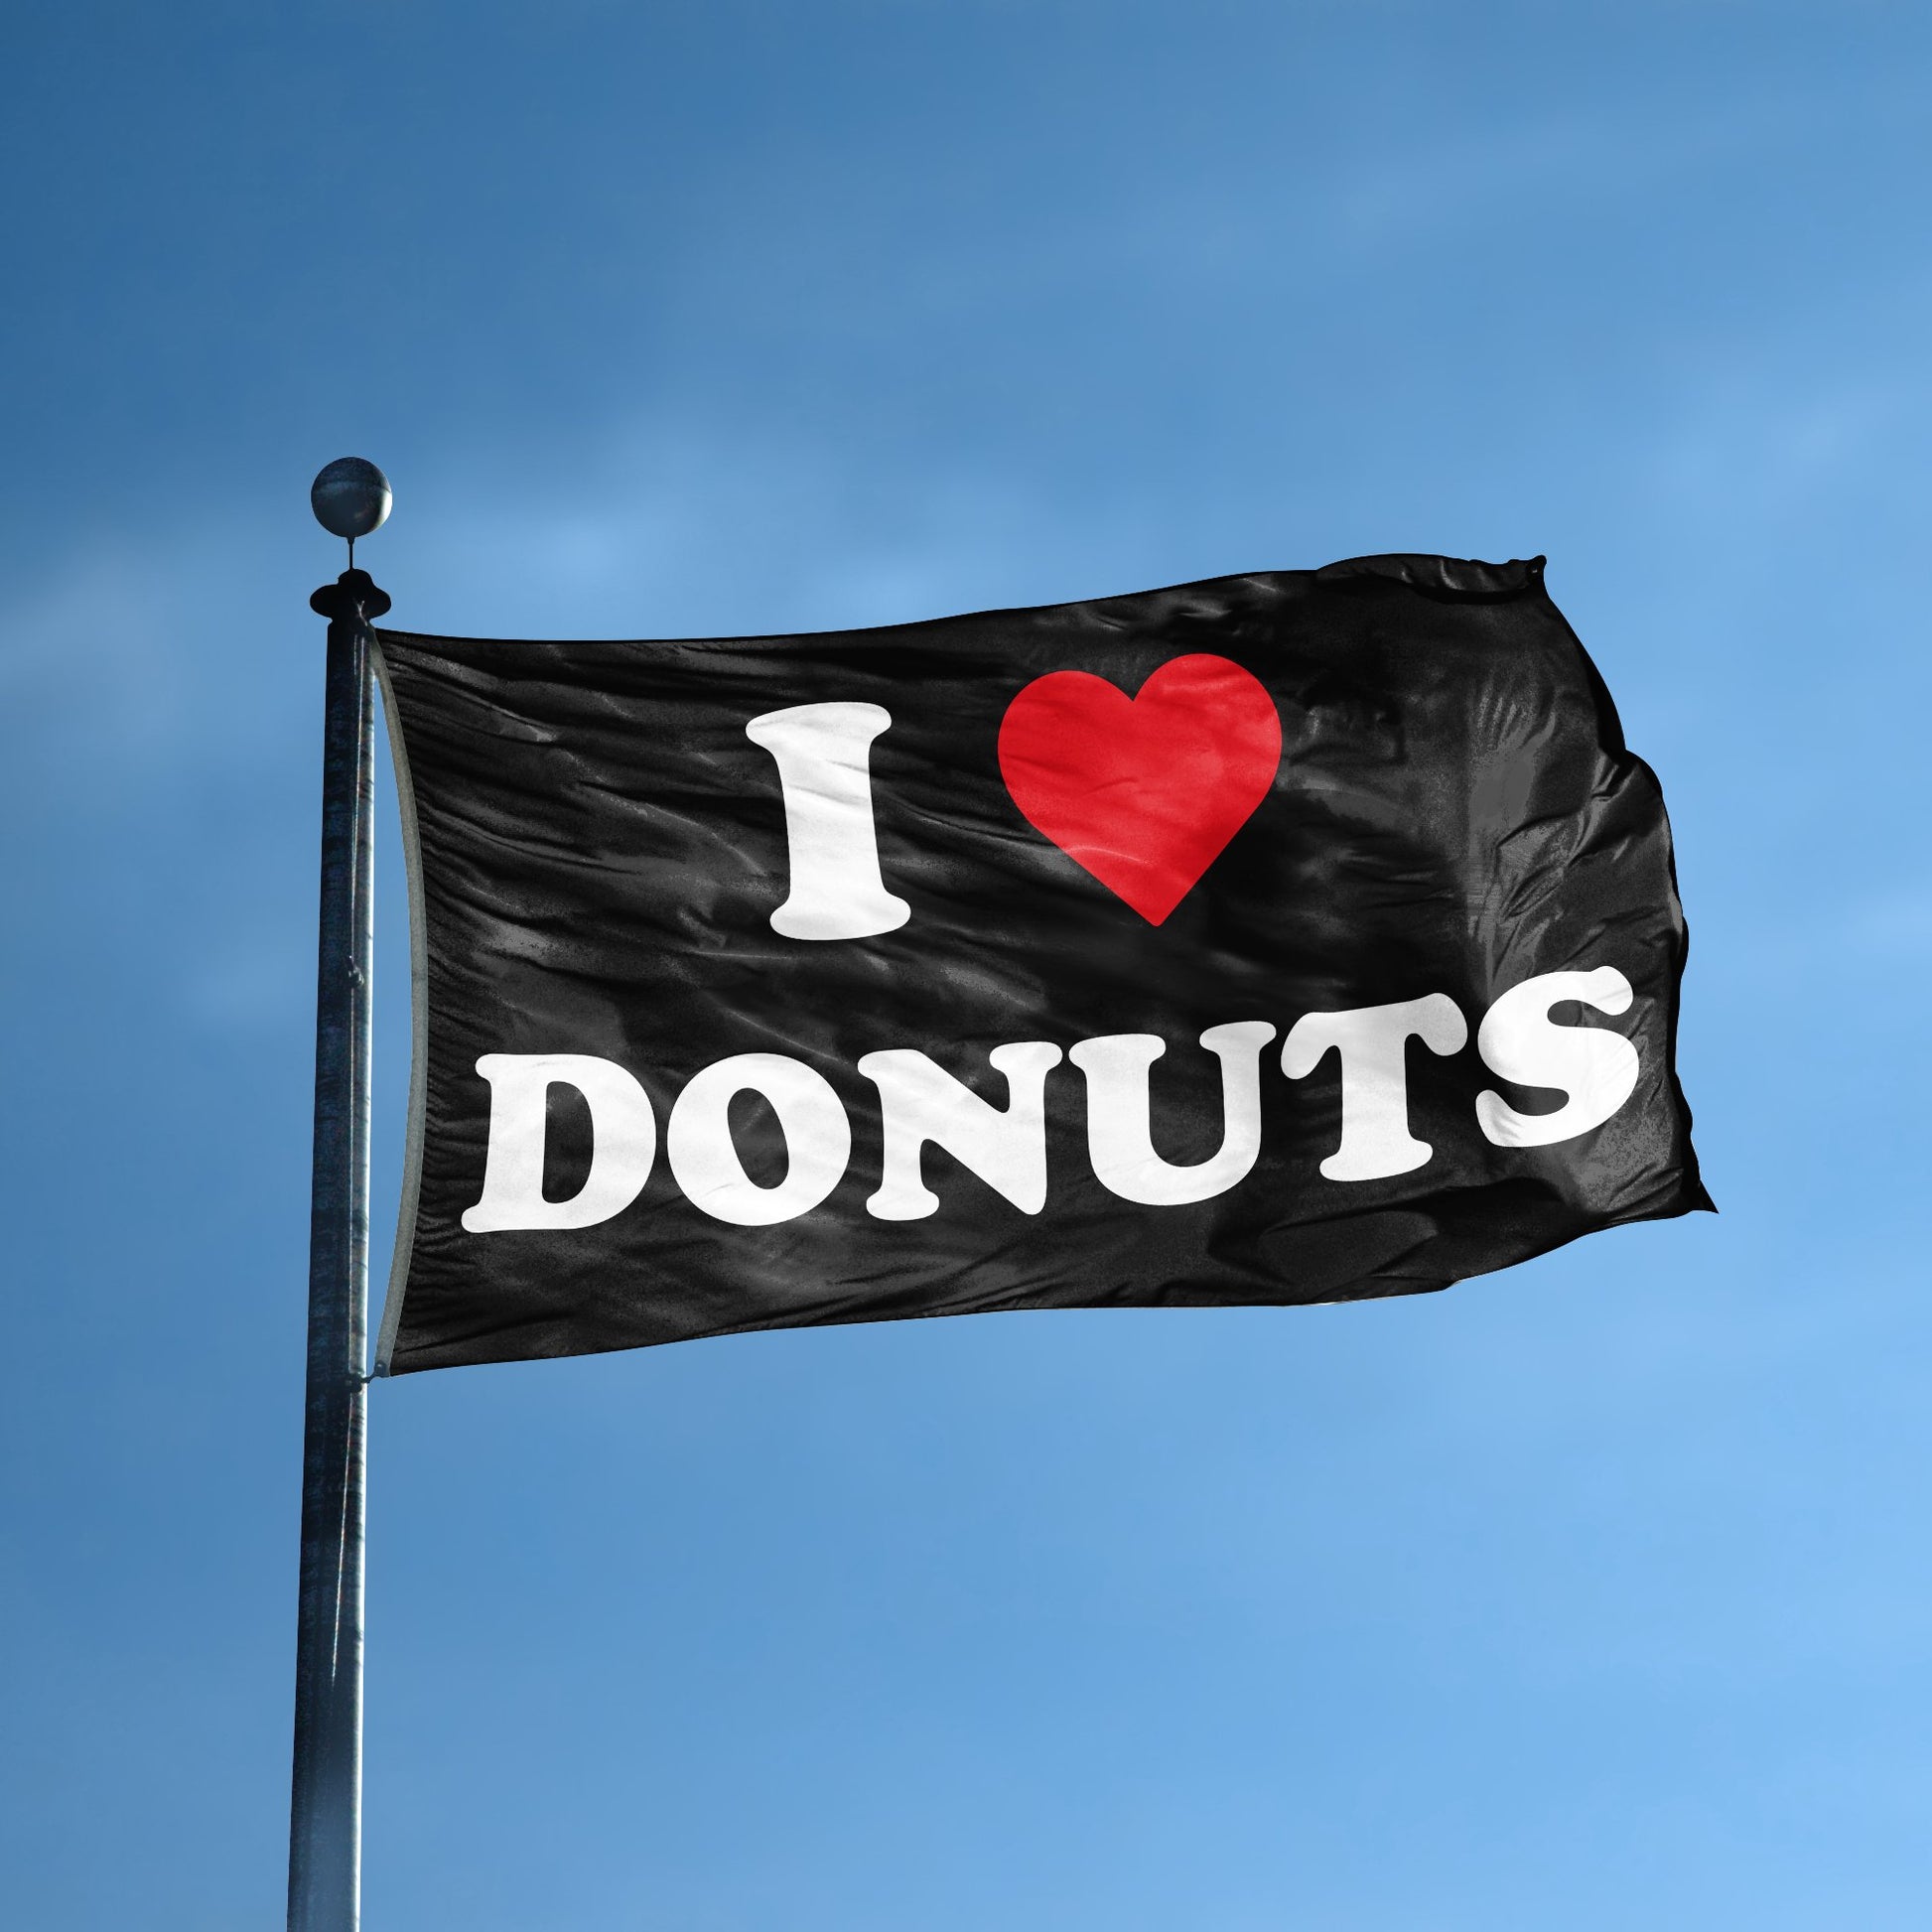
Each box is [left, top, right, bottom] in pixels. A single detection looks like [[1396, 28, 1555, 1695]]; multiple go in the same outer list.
[[463, 1053, 656, 1232]]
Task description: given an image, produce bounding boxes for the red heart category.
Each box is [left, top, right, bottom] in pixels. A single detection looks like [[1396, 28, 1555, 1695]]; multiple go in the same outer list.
[[998, 653, 1282, 925]]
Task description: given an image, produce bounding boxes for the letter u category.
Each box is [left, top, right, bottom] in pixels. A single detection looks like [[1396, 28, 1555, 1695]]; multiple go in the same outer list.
[[1067, 1023, 1277, 1205]]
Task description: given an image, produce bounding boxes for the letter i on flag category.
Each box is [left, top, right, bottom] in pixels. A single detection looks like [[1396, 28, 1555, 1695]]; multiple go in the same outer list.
[[369, 553, 1708, 1375]]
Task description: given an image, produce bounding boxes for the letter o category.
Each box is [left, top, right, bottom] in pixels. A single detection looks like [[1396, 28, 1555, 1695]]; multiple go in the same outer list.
[[667, 1053, 852, 1225]]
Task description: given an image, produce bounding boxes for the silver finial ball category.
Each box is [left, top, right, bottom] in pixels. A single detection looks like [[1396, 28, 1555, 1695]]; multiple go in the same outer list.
[[311, 458, 393, 541]]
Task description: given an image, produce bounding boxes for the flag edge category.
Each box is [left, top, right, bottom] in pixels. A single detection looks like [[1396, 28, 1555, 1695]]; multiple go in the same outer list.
[[370, 635, 431, 1378]]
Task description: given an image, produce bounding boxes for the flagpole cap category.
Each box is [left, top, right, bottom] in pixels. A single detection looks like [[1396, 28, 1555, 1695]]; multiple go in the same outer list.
[[311, 568, 391, 623], [311, 457, 392, 541]]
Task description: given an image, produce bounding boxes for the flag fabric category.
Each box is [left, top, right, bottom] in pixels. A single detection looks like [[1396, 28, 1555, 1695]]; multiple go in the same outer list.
[[371, 554, 1708, 1375]]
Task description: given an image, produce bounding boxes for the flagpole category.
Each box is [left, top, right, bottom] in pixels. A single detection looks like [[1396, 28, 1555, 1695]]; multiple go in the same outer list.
[[290, 463, 392, 1932]]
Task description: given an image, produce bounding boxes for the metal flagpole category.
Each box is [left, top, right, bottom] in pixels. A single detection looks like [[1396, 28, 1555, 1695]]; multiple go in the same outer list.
[[290, 461, 392, 1932]]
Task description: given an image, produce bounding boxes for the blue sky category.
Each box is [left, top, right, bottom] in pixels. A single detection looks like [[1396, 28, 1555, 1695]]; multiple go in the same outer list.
[[4, 3, 1931, 1926]]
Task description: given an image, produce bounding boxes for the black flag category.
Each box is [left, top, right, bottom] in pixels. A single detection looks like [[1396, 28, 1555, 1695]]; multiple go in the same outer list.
[[371, 554, 1707, 1375]]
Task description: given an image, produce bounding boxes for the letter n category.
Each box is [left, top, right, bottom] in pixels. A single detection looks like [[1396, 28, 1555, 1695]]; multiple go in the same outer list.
[[858, 1043, 1062, 1219]]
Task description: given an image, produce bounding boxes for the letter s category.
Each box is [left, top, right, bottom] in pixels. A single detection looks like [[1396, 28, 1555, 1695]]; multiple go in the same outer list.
[[1475, 967, 1641, 1149]]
